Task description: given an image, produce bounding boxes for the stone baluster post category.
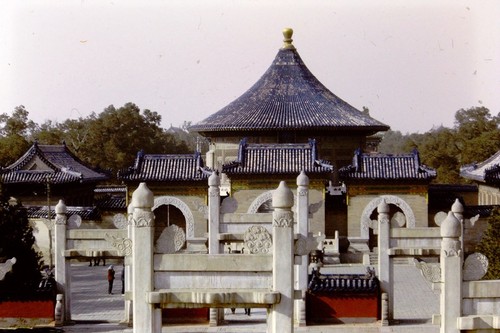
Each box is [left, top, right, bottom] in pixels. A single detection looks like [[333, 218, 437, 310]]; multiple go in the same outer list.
[[295, 171, 309, 326], [270, 181, 295, 333], [207, 172, 222, 326], [208, 172, 221, 254], [440, 211, 462, 333], [451, 199, 464, 260], [124, 203, 134, 324], [54, 199, 71, 322], [377, 199, 393, 324], [131, 183, 156, 333]]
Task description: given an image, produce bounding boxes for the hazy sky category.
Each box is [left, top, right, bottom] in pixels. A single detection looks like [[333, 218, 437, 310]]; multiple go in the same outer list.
[[1, 0, 498, 134]]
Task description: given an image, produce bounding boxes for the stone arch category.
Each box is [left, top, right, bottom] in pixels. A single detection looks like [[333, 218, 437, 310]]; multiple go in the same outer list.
[[247, 191, 274, 214], [153, 196, 195, 239], [360, 195, 416, 239], [247, 191, 297, 214]]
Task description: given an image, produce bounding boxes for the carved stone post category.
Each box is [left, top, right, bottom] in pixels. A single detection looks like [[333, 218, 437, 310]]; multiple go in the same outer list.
[[270, 181, 294, 333], [440, 211, 462, 333], [54, 199, 70, 322], [377, 199, 393, 324], [451, 199, 464, 261], [208, 172, 221, 254], [131, 183, 155, 333], [295, 171, 309, 326], [124, 203, 134, 324], [207, 172, 222, 326]]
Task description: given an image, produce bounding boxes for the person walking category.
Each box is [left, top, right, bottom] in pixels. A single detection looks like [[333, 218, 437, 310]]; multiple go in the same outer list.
[[121, 263, 125, 295], [107, 265, 115, 294]]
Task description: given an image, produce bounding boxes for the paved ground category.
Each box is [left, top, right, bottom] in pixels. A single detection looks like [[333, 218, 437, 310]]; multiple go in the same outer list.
[[56, 262, 440, 333]]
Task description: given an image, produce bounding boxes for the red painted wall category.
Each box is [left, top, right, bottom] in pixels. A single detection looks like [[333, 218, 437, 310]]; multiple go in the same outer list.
[[306, 293, 379, 324], [162, 308, 209, 323], [0, 300, 54, 318]]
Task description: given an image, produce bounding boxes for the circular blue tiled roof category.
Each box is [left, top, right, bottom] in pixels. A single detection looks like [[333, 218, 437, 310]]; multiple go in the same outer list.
[[190, 29, 389, 134]]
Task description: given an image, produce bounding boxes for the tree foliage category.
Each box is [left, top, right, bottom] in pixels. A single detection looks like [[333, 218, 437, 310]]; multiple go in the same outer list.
[[0, 194, 43, 296], [379, 107, 500, 183], [1, 103, 193, 177], [476, 208, 500, 280], [0, 106, 34, 166]]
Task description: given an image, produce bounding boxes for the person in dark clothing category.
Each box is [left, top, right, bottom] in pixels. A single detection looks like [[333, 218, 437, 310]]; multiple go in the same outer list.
[[107, 265, 115, 294], [121, 264, 125, 295]]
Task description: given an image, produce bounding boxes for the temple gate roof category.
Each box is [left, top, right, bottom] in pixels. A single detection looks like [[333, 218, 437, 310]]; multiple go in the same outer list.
[[118, 150, 209, 182], [222, 139, 333, 175], [460, 150, 500, 185], [1, 142, 109, 184], [339, 148, 436, 181]]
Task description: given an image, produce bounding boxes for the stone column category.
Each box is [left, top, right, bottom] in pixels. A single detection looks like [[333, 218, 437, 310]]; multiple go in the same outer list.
[[207, 172, 222, 326], [208, 172, 221, 254], [440, 211, 462, 333], [270, 181, 294, 333], [124, 203, 134, 324], [451, 199, 464, 260], [377, 199, 393, 324], [131, 183, 155, 333], [295, 171, 309, 326], [54, 199, 71, 322]]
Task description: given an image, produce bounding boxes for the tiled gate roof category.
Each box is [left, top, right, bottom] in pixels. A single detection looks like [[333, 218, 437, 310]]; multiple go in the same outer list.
[[339, 148, 436, 181]]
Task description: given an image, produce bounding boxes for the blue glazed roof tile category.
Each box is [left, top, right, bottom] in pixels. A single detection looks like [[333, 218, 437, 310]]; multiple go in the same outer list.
[[118, 150, 209, 182], [222, 139, 334, 175], [190, 30, 389, 134], [460, 150, 500, 185], [339, 149, 436, 181], [1, 142, 109, 184]]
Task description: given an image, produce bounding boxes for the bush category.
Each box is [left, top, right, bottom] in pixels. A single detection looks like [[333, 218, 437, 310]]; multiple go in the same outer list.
[[0, 192, 43, 297], [476, 207, 500, 280]]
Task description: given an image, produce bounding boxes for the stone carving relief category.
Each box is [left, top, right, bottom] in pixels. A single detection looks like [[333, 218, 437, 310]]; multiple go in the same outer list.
[[413, 258, 441, 283], [247, 191, 274, 214], [273, 210, 294, 228], [294, 233, 325, 256], [247, 191, 297, 214], [463, 253, 488, 281], [131, 210, 155, 227], [464, 214, 480, 228], [244, 225, 272, 254], [220, 196, 238, 214], [0, 257, 16, 281], [155, 224, 186, 254], [433, 211, 447, 226], [360, 195, 416, 239], [294, 235, 308, 256], [55, 215, 67, 225], [67, 215, 82, 229], [153, 196, 194, 239], [309, 201, 323, 218], [192, 200, 208, 219], [391, 211, 406, 228], [441, 237, 461, 258], [105, 233, 132, 256], [113, 213, 128, 229]]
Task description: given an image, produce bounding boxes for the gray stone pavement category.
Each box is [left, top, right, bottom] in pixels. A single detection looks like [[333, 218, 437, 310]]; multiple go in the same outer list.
[[60, 262, 440, 333]]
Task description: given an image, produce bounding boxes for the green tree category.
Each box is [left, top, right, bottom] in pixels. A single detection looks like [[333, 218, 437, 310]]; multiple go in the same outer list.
[[77, 103, 190, 173], [401, 107, 499, 184], [454, 107, 500, 165], [0, 106, 35, 166], [476, 208, 500, 280], [0, 194, 43, 296], [378, 130, 410, 154]]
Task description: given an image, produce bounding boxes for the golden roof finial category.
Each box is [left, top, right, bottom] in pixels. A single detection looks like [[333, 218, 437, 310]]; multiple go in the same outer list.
[[282, 28, 295, 50]]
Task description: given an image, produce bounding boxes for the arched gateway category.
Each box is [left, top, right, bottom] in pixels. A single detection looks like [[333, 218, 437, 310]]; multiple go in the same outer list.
[[360, 195, 416, 239]]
